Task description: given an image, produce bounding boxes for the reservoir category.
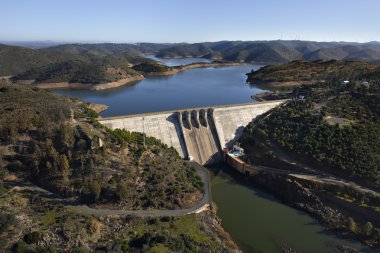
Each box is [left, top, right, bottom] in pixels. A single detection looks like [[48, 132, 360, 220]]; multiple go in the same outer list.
[[54, 62, 263, 117], [52, 57, 373, 252]]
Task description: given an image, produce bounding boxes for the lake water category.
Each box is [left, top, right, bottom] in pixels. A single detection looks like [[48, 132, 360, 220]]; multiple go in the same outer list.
[[53, 62, 263, 117]]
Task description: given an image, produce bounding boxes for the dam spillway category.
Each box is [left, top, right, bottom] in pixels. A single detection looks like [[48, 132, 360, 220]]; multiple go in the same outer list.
[[99, 101, 284, 165]]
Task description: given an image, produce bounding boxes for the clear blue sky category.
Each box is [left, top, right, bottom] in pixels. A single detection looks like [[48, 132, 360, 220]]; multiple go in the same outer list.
[[0, 0, 379, 43]]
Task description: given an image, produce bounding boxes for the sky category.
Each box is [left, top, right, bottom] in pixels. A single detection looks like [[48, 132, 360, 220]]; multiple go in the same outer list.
[[0, 0, 379, 43]]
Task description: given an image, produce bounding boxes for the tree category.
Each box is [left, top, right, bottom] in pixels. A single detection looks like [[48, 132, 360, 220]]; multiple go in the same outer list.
[[116, 181, 129, 201], [362, 221, 373, 236], [88, 181, 101, 202], [346, 217, 357, 232], [59, 154, 70, 185]]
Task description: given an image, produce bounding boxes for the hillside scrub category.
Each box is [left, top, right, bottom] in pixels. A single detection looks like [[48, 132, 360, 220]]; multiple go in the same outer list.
[[0, 81, 203, 209], [242, 80, 380, 186], [246, 60, 380, 84]]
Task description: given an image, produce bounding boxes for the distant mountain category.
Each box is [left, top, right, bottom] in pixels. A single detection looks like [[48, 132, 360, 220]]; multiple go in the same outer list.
[[43, 43, 176, 56], [154, 40, 380, 65], [156, 43, 215, 58], [0, 40, 65, 49]]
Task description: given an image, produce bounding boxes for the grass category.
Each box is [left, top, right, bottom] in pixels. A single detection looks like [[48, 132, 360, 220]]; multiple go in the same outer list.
[[39, 211, 60, 228], [333, 191, 380, 214], [124, 215, 212, 246], [145, 244, 169, 253]]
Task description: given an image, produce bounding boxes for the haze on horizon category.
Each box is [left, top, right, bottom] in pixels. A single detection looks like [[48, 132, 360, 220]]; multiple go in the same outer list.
[[1, 0, 379, 43]]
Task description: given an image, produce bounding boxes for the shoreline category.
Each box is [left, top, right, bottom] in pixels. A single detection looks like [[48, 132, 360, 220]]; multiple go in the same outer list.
[[30, 75, 145, 90]]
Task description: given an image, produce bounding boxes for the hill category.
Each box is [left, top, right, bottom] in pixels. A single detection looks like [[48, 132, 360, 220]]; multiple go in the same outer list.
[[43, 42, 175, 56], [11, 59, 143, 87], [246, 60, 380, 89], [156, 43, 215, 58], [0, 43, 160, 77], [0, 44, 87, 76], [154, 40, 380, 64], [0, 80, 205, 208], [0, 80, 237, 252]]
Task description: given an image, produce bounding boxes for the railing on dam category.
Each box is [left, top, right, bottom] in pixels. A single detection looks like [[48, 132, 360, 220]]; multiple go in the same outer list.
[[99, 101, 285, 165]]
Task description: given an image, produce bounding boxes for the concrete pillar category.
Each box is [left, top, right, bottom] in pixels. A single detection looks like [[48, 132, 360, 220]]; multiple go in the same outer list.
[[176, 111, 190, 159], [177, 111, 184, 128], [200, 109, 208, 127], [184, 111, 192, 129], [192, 110, 200, 128]]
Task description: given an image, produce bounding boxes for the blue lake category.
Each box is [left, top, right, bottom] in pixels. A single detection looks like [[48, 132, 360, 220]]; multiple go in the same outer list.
[[53, 61, 263, 117]]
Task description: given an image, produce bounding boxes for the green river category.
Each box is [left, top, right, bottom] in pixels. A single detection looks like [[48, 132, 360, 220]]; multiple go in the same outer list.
[[209, 164, 375, 253]]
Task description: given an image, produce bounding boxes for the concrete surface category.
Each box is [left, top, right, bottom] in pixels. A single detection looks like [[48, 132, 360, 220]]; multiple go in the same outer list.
[[99, 101, 285, 164]]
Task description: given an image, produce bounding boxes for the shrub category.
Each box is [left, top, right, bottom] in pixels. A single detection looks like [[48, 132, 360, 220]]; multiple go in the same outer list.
[[362, 221, 373, 236], [0, 211, 16, 232], [12, 240, 27, 253], [24, 231, 41, 244], [88, 219, 101, 236], [88, 181, 102, 202]]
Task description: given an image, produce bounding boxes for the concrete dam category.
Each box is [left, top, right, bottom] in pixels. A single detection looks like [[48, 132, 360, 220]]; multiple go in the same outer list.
[[99, 101, 284, 165]]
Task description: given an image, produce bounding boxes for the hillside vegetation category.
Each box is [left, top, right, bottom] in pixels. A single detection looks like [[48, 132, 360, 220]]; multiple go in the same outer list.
[[11, 60, 142, 85], [0, 44, 88, 76], [243, 78, 380, 187], [0, 80, 203, 209], [247, 60, 380, 83], [0, 80, 238, 252]]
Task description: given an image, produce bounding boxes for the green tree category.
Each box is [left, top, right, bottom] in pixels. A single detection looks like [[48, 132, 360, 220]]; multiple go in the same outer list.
[[346, 217, 357, 232], [59, 154, 70, 185], [362, 221, 373, 236]]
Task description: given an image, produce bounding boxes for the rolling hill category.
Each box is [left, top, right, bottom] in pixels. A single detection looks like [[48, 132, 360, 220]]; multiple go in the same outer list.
[[2, 40, 380, 81], [154, 40, 380, 64], [0, 44, 87, 76]]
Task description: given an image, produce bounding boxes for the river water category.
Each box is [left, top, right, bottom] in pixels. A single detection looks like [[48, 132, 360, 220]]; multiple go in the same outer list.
[[209, 164, 373, 253], [52, 57, 373, 252]]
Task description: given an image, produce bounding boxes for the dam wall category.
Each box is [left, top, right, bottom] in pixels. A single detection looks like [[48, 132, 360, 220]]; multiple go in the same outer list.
[[99, 101, 284, 165], [100, 112, 187, 158], [212, 101, 284, 149]]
